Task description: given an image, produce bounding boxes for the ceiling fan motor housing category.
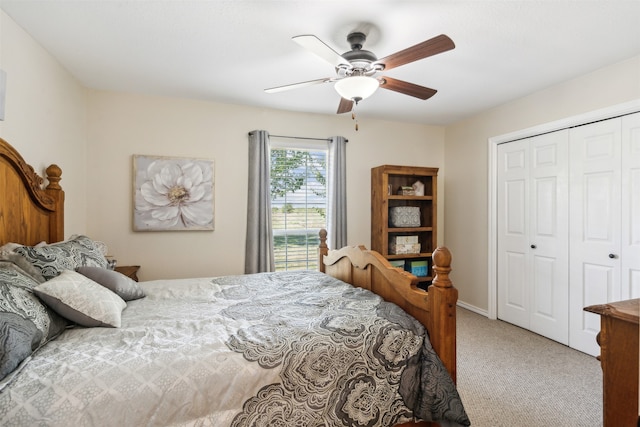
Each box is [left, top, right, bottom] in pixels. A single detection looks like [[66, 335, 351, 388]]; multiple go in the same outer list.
[[338, 32, 382, 77]]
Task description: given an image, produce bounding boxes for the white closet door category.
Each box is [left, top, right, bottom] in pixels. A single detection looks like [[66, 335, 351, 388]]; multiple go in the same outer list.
[[528, 131, 569, 343], [498, 131, 569, 343], [569, 118, 622, 356], [498, 139, 530, 329], [622, 112, 640, 299]]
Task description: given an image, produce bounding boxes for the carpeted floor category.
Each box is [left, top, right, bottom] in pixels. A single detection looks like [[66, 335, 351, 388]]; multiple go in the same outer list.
[[455, 307, 603, 427]]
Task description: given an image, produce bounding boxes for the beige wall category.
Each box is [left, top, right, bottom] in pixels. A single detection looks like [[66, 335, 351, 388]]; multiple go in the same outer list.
[[0, 10, 88, 235], [444, 55, 640, 312], [6, 6, 639, 307], [1, 8, 445, 281], [86, 91, 446, 280]]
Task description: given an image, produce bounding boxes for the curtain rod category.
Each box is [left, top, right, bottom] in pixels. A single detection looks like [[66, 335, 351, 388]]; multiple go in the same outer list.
[[248, 132, 348, 143]]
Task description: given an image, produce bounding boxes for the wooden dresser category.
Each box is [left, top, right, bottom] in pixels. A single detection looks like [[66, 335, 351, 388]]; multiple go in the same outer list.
[[584, 299, 639, 427]]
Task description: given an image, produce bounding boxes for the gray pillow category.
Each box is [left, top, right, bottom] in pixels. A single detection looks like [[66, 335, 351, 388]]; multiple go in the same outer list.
[[0, 312, 40, 381], [34, 270, 126, 328], [76, 266, 145, 301], [13, 235, 108, 280], [0, 242, 23, 256], [0, 268, 67, 382], [0, 253, 46, 285]]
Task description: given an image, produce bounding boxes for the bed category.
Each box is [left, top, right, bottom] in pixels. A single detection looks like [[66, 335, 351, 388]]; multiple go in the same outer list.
[[0, 137, 468, 427]]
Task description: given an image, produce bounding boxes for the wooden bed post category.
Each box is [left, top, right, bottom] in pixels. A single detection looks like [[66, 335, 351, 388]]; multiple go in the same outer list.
[[318, 228, 328, 273], [45, 164, 65, 242], [429, 247, 458, 383]]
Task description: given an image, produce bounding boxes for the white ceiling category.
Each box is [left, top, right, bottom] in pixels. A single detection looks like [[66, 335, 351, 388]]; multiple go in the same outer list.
[[1, 0, 639, 125]]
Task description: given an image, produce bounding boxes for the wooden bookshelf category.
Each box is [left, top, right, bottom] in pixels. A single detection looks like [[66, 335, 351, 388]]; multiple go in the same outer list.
[[371, 165, 438, 286]]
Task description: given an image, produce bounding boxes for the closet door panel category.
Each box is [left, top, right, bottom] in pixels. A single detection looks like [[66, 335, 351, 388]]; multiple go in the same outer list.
[[498, 131, 568, 344], [532, 254, 556, 317], [622, 112, 640, 299], [584, 173, 617, 241], [498, 140, 530, 328], [581, 263, 615, 344], [505, 252, 527, 310], [529, 131, 569, 344], [569, 118, 621, 356]]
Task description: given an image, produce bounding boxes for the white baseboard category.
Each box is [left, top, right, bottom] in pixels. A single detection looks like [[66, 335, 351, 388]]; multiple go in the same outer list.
[[457, 300, 489, 317]]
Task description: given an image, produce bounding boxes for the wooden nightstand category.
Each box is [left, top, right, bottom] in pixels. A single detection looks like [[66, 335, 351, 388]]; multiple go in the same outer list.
[[114, 265, 140, 282]]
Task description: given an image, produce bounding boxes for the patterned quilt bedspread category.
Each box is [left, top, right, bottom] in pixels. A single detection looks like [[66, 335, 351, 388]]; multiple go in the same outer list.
[[0, 271, 469, 426]]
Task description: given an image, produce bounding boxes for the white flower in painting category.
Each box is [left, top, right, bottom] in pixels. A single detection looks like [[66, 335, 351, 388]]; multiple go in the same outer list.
[[136, 160, 213, 229]]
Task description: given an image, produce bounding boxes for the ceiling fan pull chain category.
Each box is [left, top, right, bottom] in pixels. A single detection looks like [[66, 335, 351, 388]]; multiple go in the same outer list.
[[352, 106, 359, 131]]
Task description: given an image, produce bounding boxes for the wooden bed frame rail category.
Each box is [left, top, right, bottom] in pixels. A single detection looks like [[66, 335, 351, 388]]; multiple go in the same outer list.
[[318, 229, 458, 384]]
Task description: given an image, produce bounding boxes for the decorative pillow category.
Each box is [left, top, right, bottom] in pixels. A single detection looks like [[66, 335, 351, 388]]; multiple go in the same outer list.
[[0, 253, 46, 285], [0, 268, 67, 382], [34, 235, 107, 255], [76, 266, 145, 301], [34, 270, 126, 328], [0, 311, 40, 381], [13, 235, 109, 280], [0, 242, 23, 257]]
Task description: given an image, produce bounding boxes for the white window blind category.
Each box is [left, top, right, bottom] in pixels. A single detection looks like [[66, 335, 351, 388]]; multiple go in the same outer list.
[[270, 142, 327, 271]]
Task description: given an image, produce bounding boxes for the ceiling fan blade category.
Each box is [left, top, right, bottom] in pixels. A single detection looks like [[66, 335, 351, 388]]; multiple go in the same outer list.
[[337, 98, 354, 114], [293, 35, 348, 68], [265, 77, 334, 93], [379, 77, 437, 100], [376, 34, 455, 71]]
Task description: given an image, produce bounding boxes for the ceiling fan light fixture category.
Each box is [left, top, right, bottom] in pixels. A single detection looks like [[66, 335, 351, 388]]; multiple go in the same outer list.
[[334, 76, 379, 102]]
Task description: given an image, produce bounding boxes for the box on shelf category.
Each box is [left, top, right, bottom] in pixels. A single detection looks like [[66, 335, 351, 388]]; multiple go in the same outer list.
[[389, 242, 421, 255], [410, 260, 428, 277], [391, 235, 419, 245], [399, 186, 415, 196], [389, 206, 420, 227]]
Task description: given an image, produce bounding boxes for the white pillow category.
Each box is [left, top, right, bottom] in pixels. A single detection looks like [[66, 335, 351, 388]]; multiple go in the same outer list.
[[34, 270, 126, 328]]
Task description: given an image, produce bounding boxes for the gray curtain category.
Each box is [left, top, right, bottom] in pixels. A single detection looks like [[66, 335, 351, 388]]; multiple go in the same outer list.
[[327, 136, 347, 249], [245, 130, 275, 273]]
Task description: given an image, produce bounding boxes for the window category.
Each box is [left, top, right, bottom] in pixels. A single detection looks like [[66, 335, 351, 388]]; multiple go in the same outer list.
[[270, 141, 327, 271]]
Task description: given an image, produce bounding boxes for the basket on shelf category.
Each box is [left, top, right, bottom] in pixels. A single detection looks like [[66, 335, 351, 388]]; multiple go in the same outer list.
[[389, 206, 420, 227]]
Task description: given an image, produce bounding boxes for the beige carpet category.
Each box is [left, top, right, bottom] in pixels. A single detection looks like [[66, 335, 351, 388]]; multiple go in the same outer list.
[[455, 307, 603, 427]]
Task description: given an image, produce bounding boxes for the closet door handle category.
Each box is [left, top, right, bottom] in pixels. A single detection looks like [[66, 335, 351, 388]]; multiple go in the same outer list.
[[608, 253, 617, 259], [530, 244, 536, 249]]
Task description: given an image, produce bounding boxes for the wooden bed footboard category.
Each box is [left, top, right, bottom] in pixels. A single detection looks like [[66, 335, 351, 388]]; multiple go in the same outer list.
[[318, 229, 458, 384]]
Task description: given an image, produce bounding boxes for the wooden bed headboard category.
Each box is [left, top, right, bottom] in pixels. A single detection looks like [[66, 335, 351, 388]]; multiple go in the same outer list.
[[0, 138, 65, 246]]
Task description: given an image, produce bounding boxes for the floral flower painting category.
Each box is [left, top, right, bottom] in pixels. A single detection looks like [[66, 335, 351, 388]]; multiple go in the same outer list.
[[133, 155, 214, 231]]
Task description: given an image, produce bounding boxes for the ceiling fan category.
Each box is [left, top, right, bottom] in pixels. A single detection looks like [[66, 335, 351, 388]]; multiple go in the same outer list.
[[265, 31, 455, 114]]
